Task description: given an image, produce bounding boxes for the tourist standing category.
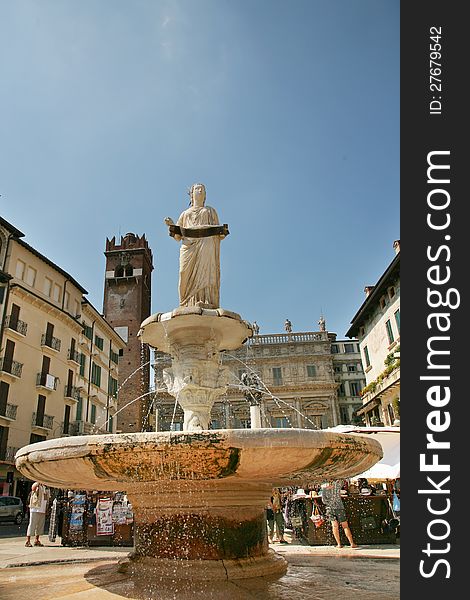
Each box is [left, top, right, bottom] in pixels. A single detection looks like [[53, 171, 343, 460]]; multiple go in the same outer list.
[[320, 480, 358, 549], [272, 488, 288, 544], [25, 481, 50, 547]]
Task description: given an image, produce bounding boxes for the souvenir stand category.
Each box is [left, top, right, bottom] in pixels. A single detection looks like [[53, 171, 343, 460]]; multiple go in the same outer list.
[[61, 490, 134, 547]]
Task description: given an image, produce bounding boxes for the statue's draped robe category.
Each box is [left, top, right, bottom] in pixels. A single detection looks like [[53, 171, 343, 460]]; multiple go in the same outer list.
[[177, 205, 221, 308]]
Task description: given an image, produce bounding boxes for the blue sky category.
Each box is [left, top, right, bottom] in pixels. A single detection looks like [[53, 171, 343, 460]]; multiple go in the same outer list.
[[0, 0, 399, 338]]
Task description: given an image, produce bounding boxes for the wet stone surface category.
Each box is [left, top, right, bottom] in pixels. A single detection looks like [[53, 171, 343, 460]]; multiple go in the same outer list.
[[0, 556, 400, 599]]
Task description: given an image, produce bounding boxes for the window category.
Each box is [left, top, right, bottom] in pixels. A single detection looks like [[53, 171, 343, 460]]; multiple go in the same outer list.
[[79, 353, 86, 377], [52, 283, 61, 302], [394, 309, 400, 333], [274, 416, 289, 428], [110, 349, 119, 364], [64, 290, 70, 310], [63, 405, 71, 435], [338, 383, 345, 396], [385, 319, 394, 344], [272, 367, 282, 385], [380, 296, 387, 309], [90, 404, 96, 424], [389, 286, 395, 298], [344, 343, 355, 353], [43, 277, 53, 297], [76, 397, 83, 421], [306, 365, 316, 378], [331, 344, 339, 354], [15, 259, 26, 280], [334, 365, 342, 373], [350, 382, 361, 396], [347, 365, 357, 372], [0, 381, 10, 416], [26, 266, 37, 286], [108, 376, 118, 398], [91, 363, 101, 387], [83, 324, 93, 340], [363, 346, 371, 368], [108, 416, 113, 433], [94, 335, 104, 351], [74, 300, 81, 317], [387, 403, 395, 423], [340, 406, 349, 424]]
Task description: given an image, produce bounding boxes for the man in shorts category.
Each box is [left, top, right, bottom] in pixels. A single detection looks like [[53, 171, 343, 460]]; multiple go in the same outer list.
[[321, 480, 358, 549]]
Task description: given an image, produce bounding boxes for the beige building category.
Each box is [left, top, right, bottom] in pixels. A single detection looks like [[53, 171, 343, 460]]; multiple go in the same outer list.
[[152, 325, 363, 432], [0, 217, 125, 497], [346, 241, 400, 426]]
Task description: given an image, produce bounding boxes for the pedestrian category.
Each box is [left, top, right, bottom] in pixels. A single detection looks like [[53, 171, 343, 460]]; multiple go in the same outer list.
[[320, 479, 358, 549], [266, 497, 275, 543], [272, 488, 288, 544], [25, 481, 50, 547]]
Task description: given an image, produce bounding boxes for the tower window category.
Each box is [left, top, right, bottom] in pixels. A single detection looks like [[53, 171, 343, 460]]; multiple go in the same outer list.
[[125, 265, 133, 276], [115, 266, 124, 277]]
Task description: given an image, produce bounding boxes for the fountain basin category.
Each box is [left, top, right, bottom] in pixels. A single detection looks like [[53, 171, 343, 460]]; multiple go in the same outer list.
[[16, 429, 382, 579]]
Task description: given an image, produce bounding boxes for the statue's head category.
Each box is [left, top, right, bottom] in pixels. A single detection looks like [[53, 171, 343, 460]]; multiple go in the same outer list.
[[189, 183, 206, 206]]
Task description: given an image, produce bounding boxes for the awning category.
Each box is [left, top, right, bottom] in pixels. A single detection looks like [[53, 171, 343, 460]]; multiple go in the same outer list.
[[328, 425, 400, 481]]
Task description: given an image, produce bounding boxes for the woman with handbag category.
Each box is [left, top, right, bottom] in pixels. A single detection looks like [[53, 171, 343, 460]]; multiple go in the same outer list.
[[320, 480, 358, 549]]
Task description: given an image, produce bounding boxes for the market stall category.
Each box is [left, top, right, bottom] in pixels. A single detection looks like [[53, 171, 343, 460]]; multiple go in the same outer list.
[[61, 490, 134, 547]]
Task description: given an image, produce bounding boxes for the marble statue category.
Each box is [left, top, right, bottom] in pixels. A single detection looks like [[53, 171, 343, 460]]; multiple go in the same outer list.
[[252, 321, 260, 335], [318, 315, 326, 332], [165, 183, 228, 309], [284, 318, 292, 333]]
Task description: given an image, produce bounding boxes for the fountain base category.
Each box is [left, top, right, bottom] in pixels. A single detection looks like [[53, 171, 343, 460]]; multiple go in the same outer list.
[[118, 550, 287, 580]]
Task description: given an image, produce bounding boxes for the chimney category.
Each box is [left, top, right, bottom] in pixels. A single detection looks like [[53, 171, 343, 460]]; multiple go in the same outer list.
[[393, 240, 400, 254], [364, 286, 375, 297]]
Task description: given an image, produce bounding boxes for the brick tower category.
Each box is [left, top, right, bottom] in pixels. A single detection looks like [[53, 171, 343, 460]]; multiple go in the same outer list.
[[103, 233, 153, 433]]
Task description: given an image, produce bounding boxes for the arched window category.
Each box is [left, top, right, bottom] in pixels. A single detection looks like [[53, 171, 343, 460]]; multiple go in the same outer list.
[[125, 265, 133, 276], [115, 266, 124, 277]]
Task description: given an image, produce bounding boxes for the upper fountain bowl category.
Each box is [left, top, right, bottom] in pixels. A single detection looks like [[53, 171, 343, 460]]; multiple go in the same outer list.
[[137, 307, 253, 353]]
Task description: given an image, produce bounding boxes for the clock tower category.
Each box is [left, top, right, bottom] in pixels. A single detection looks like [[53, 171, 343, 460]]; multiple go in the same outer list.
[[103, 233, 154, 432]]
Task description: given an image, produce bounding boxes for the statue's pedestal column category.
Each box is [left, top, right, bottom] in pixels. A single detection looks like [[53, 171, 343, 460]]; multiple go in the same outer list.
[[120, 483, 287, 580]]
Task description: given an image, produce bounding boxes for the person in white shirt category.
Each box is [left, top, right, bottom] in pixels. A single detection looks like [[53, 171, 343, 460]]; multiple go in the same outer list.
[[25, 482, 50, 547]]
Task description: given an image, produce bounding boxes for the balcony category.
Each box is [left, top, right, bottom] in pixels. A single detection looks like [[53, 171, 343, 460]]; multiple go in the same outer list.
[[67, 348, 81, 364], [69, 420, 94, 436], [41, 334, 61, 352], [0, 402, 18, 421], [31, 412, 54, 430], [0, 446, 20, 463], [248, 331, 329, 345], [64, 384, 81, 402], [4, 315, 28, 336], [36, 372, 58, 391], [0, 357, 23, 379]]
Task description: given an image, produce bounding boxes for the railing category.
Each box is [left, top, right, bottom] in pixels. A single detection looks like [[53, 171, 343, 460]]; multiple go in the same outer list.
[[4, 315, 28, 336], [67, 348, 81, 363], [41, 333, 61, 352], [0, 446, 20, 462], [0, 357, 23, 378], [248, 331, 329, 345], [64, 385, 81, 401], [69, 420, 95, 436], [0, 403, 18, 420], [36, 372, 58, 390], [32, 412, 54, 429]]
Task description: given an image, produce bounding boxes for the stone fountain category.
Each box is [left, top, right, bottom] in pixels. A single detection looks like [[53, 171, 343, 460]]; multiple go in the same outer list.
[[15, 183, 382, 582]]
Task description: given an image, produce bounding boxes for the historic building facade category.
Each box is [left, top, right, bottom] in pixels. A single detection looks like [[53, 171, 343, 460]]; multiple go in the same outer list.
[[152, 326, 363, 432], [103, 233, 153, 433], [346, 241, 400, 426], [0, 217, 125, 497]]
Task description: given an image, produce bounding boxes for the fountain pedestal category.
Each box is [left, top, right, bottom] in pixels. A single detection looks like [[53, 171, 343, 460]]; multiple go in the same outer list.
[[138, 307, 252, 430]]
